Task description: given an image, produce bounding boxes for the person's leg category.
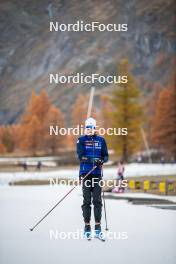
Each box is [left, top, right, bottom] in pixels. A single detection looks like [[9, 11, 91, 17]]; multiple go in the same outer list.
[[82, 175, 92, 224], [92, 176, 102, 224], [120, 175, 124, 192], [92, 176, 104, 238]]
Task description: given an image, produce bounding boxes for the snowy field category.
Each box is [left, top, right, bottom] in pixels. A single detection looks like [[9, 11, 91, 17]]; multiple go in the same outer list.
[[0, 185, 176, 264], [0, 163, 176, 185]]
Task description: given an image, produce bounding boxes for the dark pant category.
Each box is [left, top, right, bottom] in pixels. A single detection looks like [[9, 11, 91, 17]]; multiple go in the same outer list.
[[81, 174, 102, 223]]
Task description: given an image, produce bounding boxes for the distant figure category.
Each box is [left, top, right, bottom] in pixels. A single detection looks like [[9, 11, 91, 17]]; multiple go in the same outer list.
[[137, 155, 142, 163], [113, 160, 125, 193], [23, 162, 28, 171], [117, 160, 125, 192], [36, 161, 42, 171], [117, 160, 125, 181], [160, 156, 165, 165]]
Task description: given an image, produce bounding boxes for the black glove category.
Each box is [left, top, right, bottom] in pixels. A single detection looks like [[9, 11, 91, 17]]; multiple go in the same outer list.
[[94, 158, 104, 166]]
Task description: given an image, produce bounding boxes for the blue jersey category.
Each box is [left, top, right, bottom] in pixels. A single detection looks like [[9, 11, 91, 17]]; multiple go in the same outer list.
[[76, 134, 108, 176]]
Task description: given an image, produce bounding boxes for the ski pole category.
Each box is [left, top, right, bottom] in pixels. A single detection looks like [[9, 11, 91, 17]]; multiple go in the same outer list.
[[103, 191, 109, 231], [100, 165, 109, 231], [29, 165, 97, 231]]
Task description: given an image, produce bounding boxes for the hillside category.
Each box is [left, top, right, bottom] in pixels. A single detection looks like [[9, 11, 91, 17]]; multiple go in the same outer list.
[[0, 0, 175, 124]]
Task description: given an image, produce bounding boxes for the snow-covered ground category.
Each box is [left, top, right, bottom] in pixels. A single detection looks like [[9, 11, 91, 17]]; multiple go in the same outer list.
[[0, 163, 176, 185], [0, 185, 175, 264]]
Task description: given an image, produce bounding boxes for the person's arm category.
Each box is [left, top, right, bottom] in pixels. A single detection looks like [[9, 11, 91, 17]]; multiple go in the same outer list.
[[76, 138, 84, 161], [101, 138, 109, 163], [76, 138, 92, 163]]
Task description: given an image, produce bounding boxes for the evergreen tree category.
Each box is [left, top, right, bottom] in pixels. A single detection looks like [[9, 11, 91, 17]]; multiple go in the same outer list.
[[110, 59, 144, 161]]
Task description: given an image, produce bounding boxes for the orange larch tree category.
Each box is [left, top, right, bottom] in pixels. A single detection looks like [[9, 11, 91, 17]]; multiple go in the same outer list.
[[20, 115, 42, 156], [19, 89, 66, 155], [152, 77, 176, 158], [44, 106, 65, 155]]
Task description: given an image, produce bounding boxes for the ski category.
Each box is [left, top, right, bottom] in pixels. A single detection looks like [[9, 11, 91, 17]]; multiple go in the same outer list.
[[86, 237, 92, 241], [94, 232, 106, 242], [84, 235, 92, 241], [95, 235, 106, 242]]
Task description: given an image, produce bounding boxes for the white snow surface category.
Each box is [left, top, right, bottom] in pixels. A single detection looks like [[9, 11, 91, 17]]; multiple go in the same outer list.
[[0, 163, 176, 185], [0, 185, 175, 264]]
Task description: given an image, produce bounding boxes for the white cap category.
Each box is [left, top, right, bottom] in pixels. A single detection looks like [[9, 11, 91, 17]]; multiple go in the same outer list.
[[85, 117, 96, 129]]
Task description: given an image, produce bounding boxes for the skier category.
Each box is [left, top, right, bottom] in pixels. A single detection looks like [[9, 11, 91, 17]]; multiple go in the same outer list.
[[117, 160, 125, 192], [112, 160, 125, 193], [77, 117, 108, 240], [117, 160, 125, 181]]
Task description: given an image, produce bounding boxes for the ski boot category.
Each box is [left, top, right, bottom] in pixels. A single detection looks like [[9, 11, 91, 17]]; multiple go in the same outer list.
[[84, 224, 91, 240], [94, 224, 105, 241]]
